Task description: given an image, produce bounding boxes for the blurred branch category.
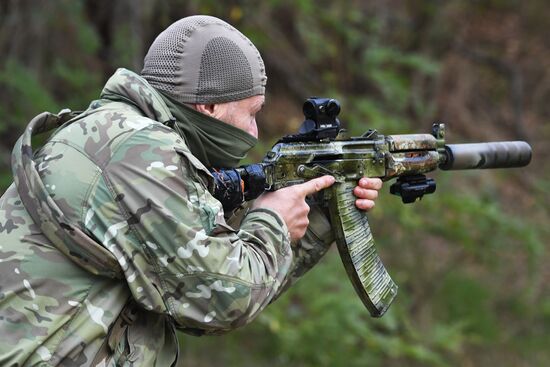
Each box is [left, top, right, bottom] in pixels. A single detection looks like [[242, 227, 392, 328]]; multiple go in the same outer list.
[[457, 45, 529, 141], [250, 9, 323, 99], [0, 146, 11, 171]]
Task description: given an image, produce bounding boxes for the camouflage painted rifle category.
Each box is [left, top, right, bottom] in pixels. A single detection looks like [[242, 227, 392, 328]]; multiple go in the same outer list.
[[211, 98, 532, 317]]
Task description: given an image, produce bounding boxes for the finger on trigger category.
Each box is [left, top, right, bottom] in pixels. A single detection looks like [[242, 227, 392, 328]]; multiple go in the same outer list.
[[300, 175, 335, 196]]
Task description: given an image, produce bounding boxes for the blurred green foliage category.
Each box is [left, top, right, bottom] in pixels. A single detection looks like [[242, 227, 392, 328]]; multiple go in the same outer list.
[[0, 0, 548, 366]]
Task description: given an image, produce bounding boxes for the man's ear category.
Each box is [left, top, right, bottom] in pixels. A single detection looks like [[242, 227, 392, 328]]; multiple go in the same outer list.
[[194, 104, 217, 117]]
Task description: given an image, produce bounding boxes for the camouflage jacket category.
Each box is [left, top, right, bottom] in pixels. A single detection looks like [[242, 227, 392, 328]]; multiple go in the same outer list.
[[0, 69, 334, 366]]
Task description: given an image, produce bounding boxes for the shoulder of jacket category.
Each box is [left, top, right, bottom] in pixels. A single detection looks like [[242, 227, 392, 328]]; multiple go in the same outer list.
[[50, 103, 177, 162]]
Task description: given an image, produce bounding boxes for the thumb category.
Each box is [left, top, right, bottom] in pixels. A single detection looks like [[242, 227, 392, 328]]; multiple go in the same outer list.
[[297, 175, 336, 196]]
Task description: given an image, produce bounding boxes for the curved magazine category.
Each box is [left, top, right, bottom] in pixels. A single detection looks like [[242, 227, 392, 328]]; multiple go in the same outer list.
[[328, 181, 398, 317]]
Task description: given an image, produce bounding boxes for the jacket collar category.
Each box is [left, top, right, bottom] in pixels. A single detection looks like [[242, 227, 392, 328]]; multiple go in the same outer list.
[[100, 68, 175, 124]]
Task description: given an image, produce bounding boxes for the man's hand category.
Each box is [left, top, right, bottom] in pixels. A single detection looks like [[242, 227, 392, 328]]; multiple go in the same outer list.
[[353, 177, 383, 211], [252, 175, 336, 241], [252, 176, 381, 241]]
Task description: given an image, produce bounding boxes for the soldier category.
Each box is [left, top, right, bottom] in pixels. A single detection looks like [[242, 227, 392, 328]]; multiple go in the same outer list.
[[0, 15, 382, 366]]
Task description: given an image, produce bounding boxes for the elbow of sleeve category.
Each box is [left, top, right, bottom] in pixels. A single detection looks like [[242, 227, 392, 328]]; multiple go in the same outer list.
[[172, 278, 277, 333], [213, 286, 269, 329]]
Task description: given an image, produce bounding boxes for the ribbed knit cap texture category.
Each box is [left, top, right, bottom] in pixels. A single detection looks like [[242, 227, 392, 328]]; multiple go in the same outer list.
[[141, 15, 267, 104]]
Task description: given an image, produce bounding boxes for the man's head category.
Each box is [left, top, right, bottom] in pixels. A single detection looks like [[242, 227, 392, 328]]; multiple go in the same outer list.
[[193, 94, 264, 138], [141, 15, 266, 137]]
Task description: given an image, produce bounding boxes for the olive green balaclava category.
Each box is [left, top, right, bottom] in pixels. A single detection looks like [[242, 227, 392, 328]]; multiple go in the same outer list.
[[160, 92, 257, 168], [141, 15, 266, 167]]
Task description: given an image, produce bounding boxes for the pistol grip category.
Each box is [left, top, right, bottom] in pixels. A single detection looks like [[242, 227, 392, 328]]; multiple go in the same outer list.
[[327, 181, 398, 317]]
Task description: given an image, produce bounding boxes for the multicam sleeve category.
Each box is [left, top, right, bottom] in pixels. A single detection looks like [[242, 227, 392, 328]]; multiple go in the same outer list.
[[96, 125, 292, 334], [226, 199, 335, 302]]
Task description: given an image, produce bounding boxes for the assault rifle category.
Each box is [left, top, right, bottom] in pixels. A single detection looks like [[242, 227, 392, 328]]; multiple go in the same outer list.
[[211, 98, 532, 317]]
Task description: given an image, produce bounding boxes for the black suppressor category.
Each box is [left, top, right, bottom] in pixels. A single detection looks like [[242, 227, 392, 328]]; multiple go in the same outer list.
[[440, 141, 532, 170]]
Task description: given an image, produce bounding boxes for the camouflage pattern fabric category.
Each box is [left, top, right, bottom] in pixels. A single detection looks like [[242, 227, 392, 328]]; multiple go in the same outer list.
[[0, 68, 333, 366], [11, 109, 124, 279]]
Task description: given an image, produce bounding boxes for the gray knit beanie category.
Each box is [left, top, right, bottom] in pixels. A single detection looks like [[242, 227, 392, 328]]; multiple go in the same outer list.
[[141, 15, 267, 104]]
